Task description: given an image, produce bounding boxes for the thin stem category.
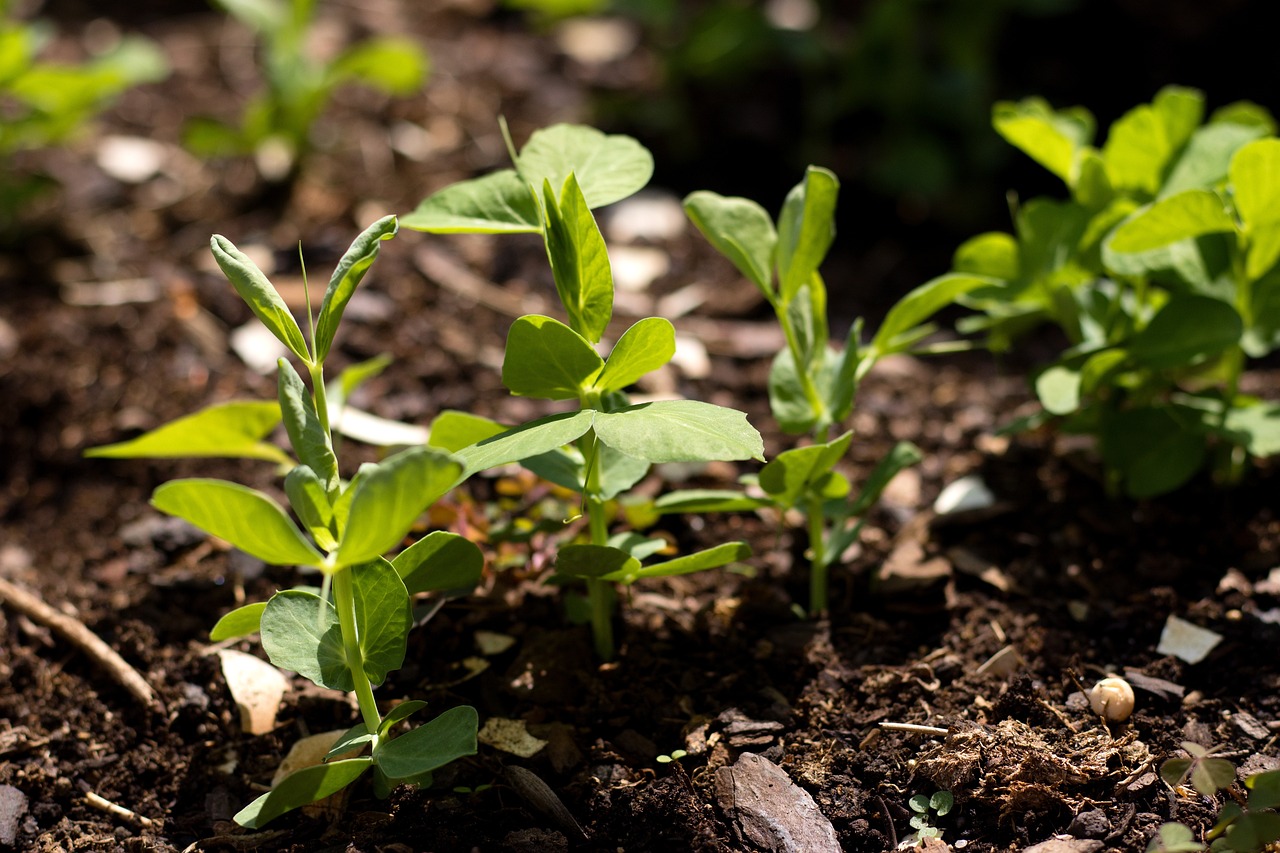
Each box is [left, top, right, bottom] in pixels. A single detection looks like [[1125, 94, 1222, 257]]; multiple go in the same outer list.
[[807, 494, 828, 617], [309, 362, 331, 437], [333, 568, 382, 735], [580, 430, 615, 660], [776, 301, 830, 435]]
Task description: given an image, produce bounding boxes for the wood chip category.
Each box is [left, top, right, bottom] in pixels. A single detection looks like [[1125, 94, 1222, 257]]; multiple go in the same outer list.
[[715, 752, 840, 853]]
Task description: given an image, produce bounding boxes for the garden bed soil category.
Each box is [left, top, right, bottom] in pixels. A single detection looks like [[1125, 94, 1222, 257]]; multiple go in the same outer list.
[[3, 4, 1280, 851]]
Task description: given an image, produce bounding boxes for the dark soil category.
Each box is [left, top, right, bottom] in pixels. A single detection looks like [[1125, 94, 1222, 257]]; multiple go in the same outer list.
[[3, 4, 1280, 852]]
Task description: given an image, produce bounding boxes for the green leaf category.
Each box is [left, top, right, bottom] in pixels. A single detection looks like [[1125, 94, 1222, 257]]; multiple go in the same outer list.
[[1190, 757, 1238, 797], [1102, 99, 1184, 197], [427, 411, 507, 453], [210, 234, 311, 363], [1035, 365, 1082, 415], [1247, 770, 1280, 811], [1245, 222, 1280, 282], [1148, 823, 1205, 853], [593, 400, 764, 463], [1223, 401, 1280, 457], [234, 758, 372, 829], [378, 700, 430, 735], [1212, 101, 1277, 133], [392, 531, 484, 595], [595, 317, 675, 392], [456, 410, 596, 478], [776, 166, 838, 304], [373, 705, 478, 781], [351, 559, 410, 686], [846, 441, 922, 518], [1161, 122, 1265, 198], [1101, 407, 1206, 498], [1106, 190, 1235, 254], [1229, 139, 1280, 279], [1222, 813, 1280, 853], [1161, 758, 1194, 788], [334, 446, 464, 567], [653, 489, 771, 514], [259, 590, 351, 690], [953, 232, 1018, 279], [332, 354, 393, 409], [1129, 296, 1242, 369], [683, 190, 777, 297], [502, 314, 603, 400], [284, 465, 334, 544], [212, 0, 285, 33], [869, 274, 994, 366], [1153, 86, 1204, 153], [768, 347, 821, 434], [313, 215, 398, 362], [326, 723, 375, 759], [277, 359, 339, 491], [209, 601, 268, 641], [516, 124, 653, 210], [151, 479, 324, 567], [541, 174, 614, 344], [555, 544, 639, 580], [596, 443, 651, 501], [930, 791, 954, 816], [84, 400, 290, 464], [401, 170, 541, 233], [329, 37, 428, 95], [758, 432, 853, 508], [993, 97, 1094, 185], [631, 541, 751, 582]]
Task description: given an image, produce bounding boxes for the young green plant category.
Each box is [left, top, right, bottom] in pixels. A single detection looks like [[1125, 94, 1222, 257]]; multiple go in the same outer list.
[[91, 217, 481, 827], [1158, 744, 1280, 853], [405, 124, 764, 659], [670, 167, 976, 614], [185, 0, 428, 179], [943, 87, 1280, 497]]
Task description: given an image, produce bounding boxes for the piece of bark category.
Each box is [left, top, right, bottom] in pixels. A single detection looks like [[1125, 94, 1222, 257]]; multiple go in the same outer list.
[[715, 752, 840, 853]]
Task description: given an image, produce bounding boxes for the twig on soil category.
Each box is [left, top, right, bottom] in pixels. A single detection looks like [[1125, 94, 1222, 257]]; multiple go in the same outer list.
[[879, 722, 950, 735], [0, 577, 159, 709], [84, 791, 155, 827]]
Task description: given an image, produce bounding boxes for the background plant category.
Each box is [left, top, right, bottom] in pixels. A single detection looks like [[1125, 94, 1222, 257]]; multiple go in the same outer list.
[[1157, 744, 1280, 853], [0, 2, 167, 223], [937, 86, 1280, 497], [90, 217, 482, 827], [184, 0, 428, 179], [404, 123, 763, 659]]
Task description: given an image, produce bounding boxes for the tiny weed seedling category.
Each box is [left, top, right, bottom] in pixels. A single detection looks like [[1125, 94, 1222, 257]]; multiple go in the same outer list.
[[942, 87, 1280, 497], [899, 791, 953, 849], [663, 167, 985, 614], [1158, 744, 1280, 853], [185, 0, 428, 179], [405, 123, 764, 659], [655, 748, 687, 765], [90, 218, 482, 827], [0, 5, 167, 221]]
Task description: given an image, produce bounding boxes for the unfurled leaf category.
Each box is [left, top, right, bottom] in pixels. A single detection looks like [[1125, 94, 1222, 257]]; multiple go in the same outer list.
[[758, 432, 853, 508], [284, 465, 335, 547], [259, 590, 351, 690], [993, 97, 1094, 185], [350, 559, 410, 686], [683, 190, 777, 297], [555, 544, 639, 580], [392, 531, 484, 595], [401, 170, 541, 233], [653, 489, 772, 514], [776, 166, 838, 304], [868, 273, 993, 366], [372, 705, 478, 781], [211, 235, 311, 363], [334, 446, 464, 567], [1161, 122, 1265, 198], [593, 400, 764, 463], [277, 359, 338, 491], [1101, 407, 1206, 498], [1129, 296, 1242, 369], [631, 541, 750, 581], [456, 410, 596, 477], [329, 38, 428, 95], [209, 601, 268, 641], [541, 174, 613, 343], [427, 411, 507, 453], [595, 317, 675, 392], [516, 124, 653, 210], [502, 314, 603, 399], [1106, 190, 1235, 254], [151, 479, 324, 567], [84, 400, 290, 464], [313, 215, 397, 362], [234, 758, 372, 828]]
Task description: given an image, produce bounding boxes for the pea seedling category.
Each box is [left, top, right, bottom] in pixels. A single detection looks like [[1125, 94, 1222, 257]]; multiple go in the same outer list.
[[1158, 745, 1280, 853], [405, 124, 764, 659], [92, 217, 482, 827], [899, 791, 953, 849]]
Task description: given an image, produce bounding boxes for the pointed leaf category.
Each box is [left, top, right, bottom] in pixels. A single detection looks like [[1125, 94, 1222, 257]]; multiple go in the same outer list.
[[653, 489, 772, 514], [284, 464, 335, 546], [631, 541, 751, 581], [334, 446, 464, 567], [516, 124, 653, 209], [869, 274, 994, 365], [392, 531, 484, 595], [1161, 122, 1265, 198], [402, 170, 541, 233], [210, 234, 310, 363], [502, 314, 603, 399], [427, 410, 507, 453], [314, 215, 398, 362], [993, 97, 1094, 185], [457, 410, 596, 477], [542, 174, 613, 343], [259, 590, 351, 690], [776, 166, 838, 304], [278, 359, 339, 491], [1129, 296, 1242, 369], [351, 559, 411, 686], [378, 700, 430, 736], [683, 190, 777, 297], [758, 432, 853, 507], [595, 317, 675, 392], [593, 400, 764, 463], [85, 401, 289, 464], [555, 544, 639, 580], [151, 479, 324, 567], [209, 601, 268, 642], [847, 441, 922, 518], [233, 758, 372, 829], [1103, 102, 1179, 196], [1107, 190, 1235, 254], [373, 705, 478, 781]]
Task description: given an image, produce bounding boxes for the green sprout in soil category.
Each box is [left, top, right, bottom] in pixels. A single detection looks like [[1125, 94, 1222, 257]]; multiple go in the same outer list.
[[899, 790, 953, 849], [1158, 743, 1280, 853], [656, 748, 687, 765], [90, 217, 482, 827], [405, 123, 764, 660]]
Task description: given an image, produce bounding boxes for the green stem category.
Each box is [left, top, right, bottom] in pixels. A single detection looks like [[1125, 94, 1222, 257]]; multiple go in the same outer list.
[[580, 430, 615, 660], [333, 568, 382, 735], [309, 362, 331, 436], [776, 302, 830, 435], [807, 494, 828, 617]]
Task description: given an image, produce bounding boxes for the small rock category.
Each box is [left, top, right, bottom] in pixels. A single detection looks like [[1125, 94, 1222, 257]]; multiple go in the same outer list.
[[120, 515, 203, 551], [1156, 615, 1222, 664], [610, 245, 669, 292], [606, 191, 687, 243], [715, 752, 840, 853], [1066, 809, 1110, 839], [478, 718, 548, 758], [1022, 840, 1102, 853], [96, 135, 168, 183], [554, 17, 638, 65], [0, 785, 28, 847], [230, 321, 289, 374], [933, 475, 995, 515]]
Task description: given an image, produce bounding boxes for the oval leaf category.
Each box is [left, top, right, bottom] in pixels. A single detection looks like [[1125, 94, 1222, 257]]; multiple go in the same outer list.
[[278, 359, 338, 491], [284, 465, 335, 546], [555, 544, 639, 581], [595, 317, 675, 392], [502, 314, 603, 400], [683, 190, 777, 297], [209, 601, 268, 642], [1107, 190, 1235, 254], [993, 97, 1094, 185], [631, 541, 751, 581], [593, 400, 764, 463], [392, 531, 484, 596], [84, 400, 289, 464], [776, 166, 838, 304], [402, 170, 541, 234], [758, 432, 853, 507], [259, 590, 351, 690], [151, 479, 324, 567], [373, 705, 478, 781], [516, 124, 653, 210], [1129, 295, 1242, 369], [1230, 138, 1280, 227], [234, 757, 372, 829], [457, 410, 596, 478], [210, 234, 310, 363], [314, 215, 398, 362], [351, 559, 411, 686]]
